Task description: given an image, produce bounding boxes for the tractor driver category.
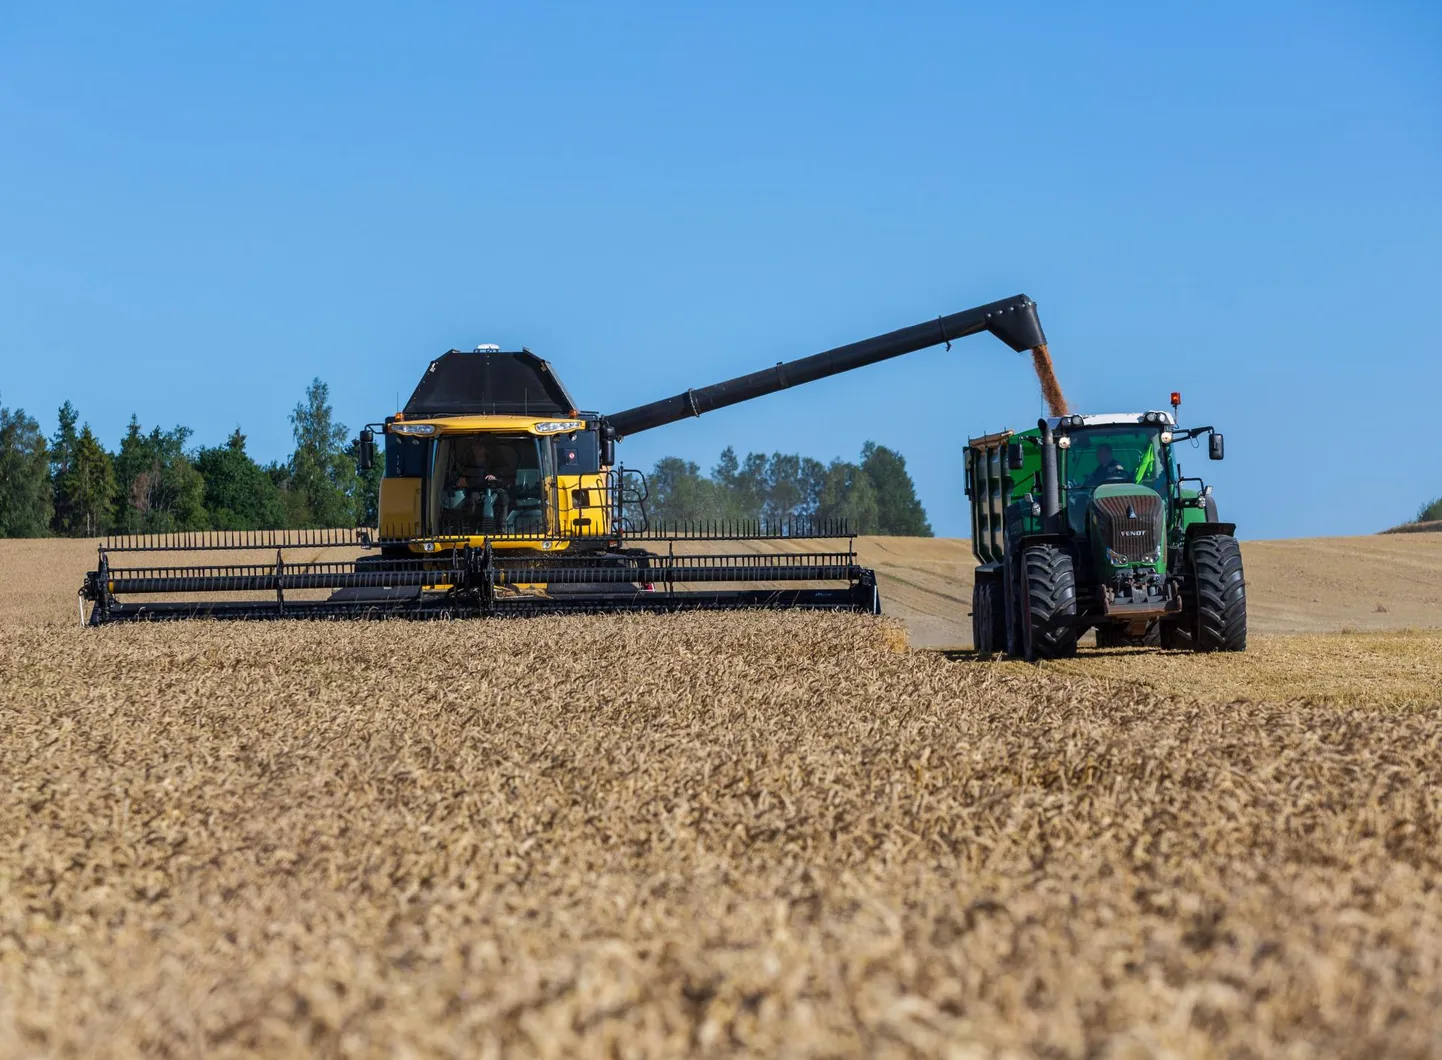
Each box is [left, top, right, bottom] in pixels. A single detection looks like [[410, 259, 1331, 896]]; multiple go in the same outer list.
[[1084, 443, 1130, 488]]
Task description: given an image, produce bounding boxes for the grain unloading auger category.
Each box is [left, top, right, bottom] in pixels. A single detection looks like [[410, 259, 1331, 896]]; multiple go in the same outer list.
[[80, 294, 1047, 623]]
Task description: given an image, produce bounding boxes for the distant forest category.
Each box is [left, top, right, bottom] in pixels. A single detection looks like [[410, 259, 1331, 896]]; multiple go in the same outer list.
[[0, 386, 930, 538], [646, 446, 930, 535]]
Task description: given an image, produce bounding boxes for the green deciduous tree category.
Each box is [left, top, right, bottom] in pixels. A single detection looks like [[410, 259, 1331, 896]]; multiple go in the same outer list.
[[1419, 497, 1442, 523], [648, 457, 727, 526], [650, 442, 928, 536], [194, 428, 288, 530], [814, 459, 879, 534], [287, 379, 356, 528], [860, 441, 932, 536], [0, 398, 53, 537], [113, 417, 208, 533]]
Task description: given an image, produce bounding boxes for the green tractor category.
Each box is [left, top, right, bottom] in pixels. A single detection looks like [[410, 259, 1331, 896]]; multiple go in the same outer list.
[[965, 398, 1245, 659]]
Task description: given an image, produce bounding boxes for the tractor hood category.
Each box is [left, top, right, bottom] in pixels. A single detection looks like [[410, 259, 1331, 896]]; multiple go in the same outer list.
[[1089, 483, 1165, 573]]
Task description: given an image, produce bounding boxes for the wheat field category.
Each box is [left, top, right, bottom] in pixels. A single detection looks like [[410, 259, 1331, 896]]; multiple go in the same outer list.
[[2, 538, 1442, 1057]]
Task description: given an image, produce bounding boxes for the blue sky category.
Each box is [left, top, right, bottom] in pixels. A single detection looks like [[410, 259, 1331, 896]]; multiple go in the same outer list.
[[2, 1, 1439, 538]]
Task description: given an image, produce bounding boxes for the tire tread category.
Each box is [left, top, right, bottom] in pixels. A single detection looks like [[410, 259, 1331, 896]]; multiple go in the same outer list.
[[1022, 545, 1079, 661], [1191, 534, 1247, 652]]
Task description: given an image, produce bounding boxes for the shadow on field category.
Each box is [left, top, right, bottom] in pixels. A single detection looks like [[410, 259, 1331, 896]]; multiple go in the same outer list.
[[940, 647, 1164, 663]]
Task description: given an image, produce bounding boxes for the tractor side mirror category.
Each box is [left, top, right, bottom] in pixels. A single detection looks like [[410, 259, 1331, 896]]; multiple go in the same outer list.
[[599, 426, 616, 469], [1209, 432, 1225, 461], [357, 428, 376, 471], [1006, 442, 1025, 471]]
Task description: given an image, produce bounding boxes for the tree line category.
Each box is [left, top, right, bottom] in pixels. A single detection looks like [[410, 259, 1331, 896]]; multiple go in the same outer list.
[[0, 381, 379, 538], [648, 443, 931, 535], [0, 386, 932, 538]]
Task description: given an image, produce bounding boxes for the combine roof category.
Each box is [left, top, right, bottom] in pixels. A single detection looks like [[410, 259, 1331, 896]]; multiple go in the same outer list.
[[402, 350, 579, 418]]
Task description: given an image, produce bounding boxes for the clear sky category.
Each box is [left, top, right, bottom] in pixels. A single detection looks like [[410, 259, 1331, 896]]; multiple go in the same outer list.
[[3, 1, 1439, 538]]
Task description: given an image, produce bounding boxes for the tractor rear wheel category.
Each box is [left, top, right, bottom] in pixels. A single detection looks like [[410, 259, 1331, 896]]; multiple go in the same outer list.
[[1192, 534, 1247, 651], [1021, 544, 1078, 661], [971, 574, 1004, 654]]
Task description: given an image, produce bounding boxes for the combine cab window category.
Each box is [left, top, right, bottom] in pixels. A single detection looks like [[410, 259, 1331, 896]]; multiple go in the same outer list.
[[434, 434, 550, 535]]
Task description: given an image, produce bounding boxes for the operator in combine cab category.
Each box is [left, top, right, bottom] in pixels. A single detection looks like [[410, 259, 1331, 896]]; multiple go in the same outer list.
[[444, 438, 518, 528], [1084, 443, 1130, 488]]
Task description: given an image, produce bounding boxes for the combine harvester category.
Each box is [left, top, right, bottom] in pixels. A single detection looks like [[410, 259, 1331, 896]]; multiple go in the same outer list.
[[81, 295, 1048, 623]]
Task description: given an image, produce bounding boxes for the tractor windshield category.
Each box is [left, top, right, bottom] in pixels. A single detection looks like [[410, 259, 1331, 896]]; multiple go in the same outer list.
[[1063, 427, 1170, 493], [434, 433, 550, 535]]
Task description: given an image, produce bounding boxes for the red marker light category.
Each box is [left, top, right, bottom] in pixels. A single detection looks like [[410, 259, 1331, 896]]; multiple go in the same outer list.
[[1170, 391, 1181, 406]]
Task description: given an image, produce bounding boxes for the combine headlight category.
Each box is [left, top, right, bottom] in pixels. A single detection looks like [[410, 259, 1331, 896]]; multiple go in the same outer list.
[[1056, 435, 1072, 449], [391, 423, 437, 436], [1062, 415, 1085, 428], [532, 420, 584, 434], [1160, 431, 1173, 444]]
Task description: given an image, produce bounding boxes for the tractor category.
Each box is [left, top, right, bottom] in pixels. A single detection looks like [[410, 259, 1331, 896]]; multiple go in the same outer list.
[[966, 398, 1245, 659]]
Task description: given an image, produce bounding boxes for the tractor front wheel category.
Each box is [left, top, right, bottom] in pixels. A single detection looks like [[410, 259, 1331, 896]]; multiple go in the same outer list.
[[1162, 535, 1247, 652], [1192, 534, 1247, 651], [1021, 544, 1079, 661]]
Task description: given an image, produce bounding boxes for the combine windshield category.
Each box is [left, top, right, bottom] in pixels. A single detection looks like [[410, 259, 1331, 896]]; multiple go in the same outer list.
[[434, 433, 550, 535], [1063, 427, 1170, 493]]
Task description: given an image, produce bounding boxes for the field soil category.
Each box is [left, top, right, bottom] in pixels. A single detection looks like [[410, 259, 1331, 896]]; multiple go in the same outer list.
[[2, 536, 1441, 1057]]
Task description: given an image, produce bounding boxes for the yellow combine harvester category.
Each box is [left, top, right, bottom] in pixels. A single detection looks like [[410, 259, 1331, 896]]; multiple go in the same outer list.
[[81, 294, 1047, 622]]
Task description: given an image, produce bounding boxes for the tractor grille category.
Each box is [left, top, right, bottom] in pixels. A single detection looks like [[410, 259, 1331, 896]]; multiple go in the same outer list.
[[1092, 493, 1163, 562]]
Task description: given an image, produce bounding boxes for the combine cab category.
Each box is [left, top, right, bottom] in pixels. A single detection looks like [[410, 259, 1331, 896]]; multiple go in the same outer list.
[[81, 294, 1049, 624], [966, 400, 1245, 659]]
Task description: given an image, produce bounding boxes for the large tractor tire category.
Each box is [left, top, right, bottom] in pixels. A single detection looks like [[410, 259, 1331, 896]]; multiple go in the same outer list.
[[1191, 534, 1247, 651], [1021, 544, 1079, 661], [1162, 535, 1247, 652], [971, 574, 1005, 654]]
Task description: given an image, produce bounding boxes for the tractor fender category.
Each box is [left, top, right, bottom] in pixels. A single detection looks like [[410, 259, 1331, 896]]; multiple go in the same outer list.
[[1184, 522, 1237, 541], [1014, 532, 1073, 550]]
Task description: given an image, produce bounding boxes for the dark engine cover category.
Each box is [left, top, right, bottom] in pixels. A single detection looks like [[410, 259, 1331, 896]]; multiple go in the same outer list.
[[1090, 488, 1164, 563]]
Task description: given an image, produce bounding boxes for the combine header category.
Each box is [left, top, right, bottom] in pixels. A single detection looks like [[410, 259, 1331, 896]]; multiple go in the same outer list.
[[81, 294, 1047, 623]]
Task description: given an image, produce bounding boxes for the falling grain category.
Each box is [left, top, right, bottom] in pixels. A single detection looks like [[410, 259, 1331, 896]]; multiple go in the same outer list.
[[1030, 342, 1069, 416]]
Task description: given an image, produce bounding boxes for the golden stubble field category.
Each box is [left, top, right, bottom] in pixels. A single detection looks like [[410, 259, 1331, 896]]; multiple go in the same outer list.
[[2, 538, 1442, 1058]]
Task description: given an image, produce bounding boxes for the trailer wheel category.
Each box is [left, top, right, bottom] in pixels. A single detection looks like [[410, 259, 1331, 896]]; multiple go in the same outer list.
[[1021, 544, 1078, 661], [971, 574, 1004, 654], [1191, 534, 1247, 652]]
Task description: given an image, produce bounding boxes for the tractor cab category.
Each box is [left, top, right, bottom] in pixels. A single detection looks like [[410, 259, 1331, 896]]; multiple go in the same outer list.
[[1051, 413, 1177, 543]]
